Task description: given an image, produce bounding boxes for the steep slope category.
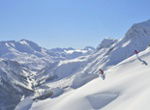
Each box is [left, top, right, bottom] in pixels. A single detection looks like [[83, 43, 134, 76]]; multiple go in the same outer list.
[[15, 19, 150, 110], [72, 19, 150, 88], [107, 19, 150, 66], [0, 59, 34, 110], [72, 38, 117, 88], [29, 17, 150, 98], [30, 44, 150, 110], [36, 38, 117, 89]]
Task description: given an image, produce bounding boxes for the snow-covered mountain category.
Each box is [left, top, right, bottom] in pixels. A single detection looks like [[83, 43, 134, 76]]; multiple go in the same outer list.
[[72, 19, 150, 88], [0, 59, 34, 110], [18, 19, 150, 91], [96, 38, 117, 50], [48, 46, 95, 60], [15, 19, 150, 110], [32, 38, 117, 88], [2, 19, 150, 110], [0, 39, 94, 110], [0, 39, 95, 70], [107, 19, 150, 66], [0, 39, 51, 70]]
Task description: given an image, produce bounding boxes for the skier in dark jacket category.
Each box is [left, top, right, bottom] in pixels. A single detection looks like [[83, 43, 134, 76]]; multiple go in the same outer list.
[[134, 50, 139, 55], [99, 69, 105, 80], [134, 50, 140, 59]]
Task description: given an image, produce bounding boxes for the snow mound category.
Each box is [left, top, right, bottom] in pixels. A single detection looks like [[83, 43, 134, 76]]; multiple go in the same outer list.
[[87, 92, 118, 109]]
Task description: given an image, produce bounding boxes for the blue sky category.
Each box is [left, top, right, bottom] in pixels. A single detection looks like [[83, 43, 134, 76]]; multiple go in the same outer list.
[[0, 0, 149, 49]]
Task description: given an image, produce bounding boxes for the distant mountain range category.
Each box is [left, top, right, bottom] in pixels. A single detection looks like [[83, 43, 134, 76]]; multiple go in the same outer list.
[[0, 39, 95, 70], [0, 39, 95, 110]]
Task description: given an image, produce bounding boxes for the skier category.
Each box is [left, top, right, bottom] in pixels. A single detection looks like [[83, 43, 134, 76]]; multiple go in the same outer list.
[[134, 50, 141, 59], [99, 69, 105, 80], [134, 50, 139, 55], [134, 49, 141, 60]]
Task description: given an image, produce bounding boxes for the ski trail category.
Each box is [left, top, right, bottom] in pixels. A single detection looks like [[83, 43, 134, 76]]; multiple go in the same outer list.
[[137, 56, 148, 65]]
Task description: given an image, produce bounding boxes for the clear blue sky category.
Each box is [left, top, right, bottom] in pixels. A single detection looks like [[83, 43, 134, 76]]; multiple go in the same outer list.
[[0, 0, 149, 49]]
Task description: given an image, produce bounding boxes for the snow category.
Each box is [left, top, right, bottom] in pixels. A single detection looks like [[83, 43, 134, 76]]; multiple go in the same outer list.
[[0, 40, 93, 109], [50, 88, 64, 98], [2, 19, 150, 110], [0, 40, 94, 70], [71, 19, 150, 88], [0, 59, 34, 110], [19, 40, 30, 46], [64, 49, 88, 54], [15, 97, 33, 110], [10, 42, 16, 47], [58, 57, 86, 66], [121, 40, 131, 47], [5, 43, 10, 47], [27, 20, 150, 110], [97, 38, 117, 50], [30, 47, 150, 110]]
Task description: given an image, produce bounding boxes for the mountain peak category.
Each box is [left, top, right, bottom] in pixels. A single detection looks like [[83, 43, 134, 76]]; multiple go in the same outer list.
[[20, 39, 30, 42], [97, 38, 117, 50], [84, 46, 95, 51], [19, 39, 30, 45], [125, 19, 150, 39], [19, 39, 38, 46]]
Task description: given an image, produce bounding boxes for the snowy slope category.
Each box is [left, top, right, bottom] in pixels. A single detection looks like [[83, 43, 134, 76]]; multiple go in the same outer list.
[[30, 46, 150, 110], [14, 38, 117, 110], [8, 19, 150, 110], [72, 19, 150, 88], [72, 38, 117, 88], [17, 19, 150, 104], [35, 38, 117, 89], [107, 19, 150, 66], [0, 59, 34, 110], [16, 19, 150, 110]]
